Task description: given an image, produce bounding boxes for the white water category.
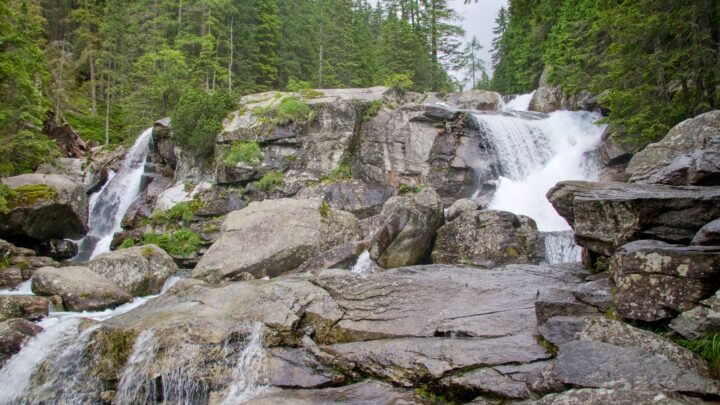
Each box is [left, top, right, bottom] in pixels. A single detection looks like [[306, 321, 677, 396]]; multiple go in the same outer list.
[[351, 251, 375, 274], [73, 128, 153, 262], [474, 109, 605, 232], [113, 330, 160, 405], [0, 279, 33, 295], [222, 322, 267, 404], [543, 232, 583, 264], [501, 92, 534, 112]]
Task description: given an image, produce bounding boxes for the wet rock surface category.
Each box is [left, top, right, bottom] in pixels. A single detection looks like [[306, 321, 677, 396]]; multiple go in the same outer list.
[[0, 319, 42, 367]]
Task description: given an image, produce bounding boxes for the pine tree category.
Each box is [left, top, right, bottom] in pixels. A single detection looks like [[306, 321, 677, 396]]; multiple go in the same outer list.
[[254, 0, 281, 90]]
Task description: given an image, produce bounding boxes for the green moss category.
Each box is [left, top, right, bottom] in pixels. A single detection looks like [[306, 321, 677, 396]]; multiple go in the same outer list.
[[319, 201, 331, 219], [151, 202, 195, 225], [362, 100, 384, 122], [398, 183, 424, 195], [143, 229, 202, 257], [604, 307, 621, 320], [202, 223, 221, 233], [0, 184, 17, 214], [183, 182, 196, 193], [225, 141, 263, 167], [92, 328, 137, 386], [537, 335, 558, 356], [284, 154, 297, 163], [299, 89, 323, 99], [141, 246, 155, 257], [7, 184, 57, 208], [273, 96, 313, 125], [254, 171, 284, 191], [16, 259, 30, 271], [118, 238, 136, 249], [505, 247, 520, 258], [415, 386, 456, 404], [0, 257, 9, 269], [676, 333, 720, 375]]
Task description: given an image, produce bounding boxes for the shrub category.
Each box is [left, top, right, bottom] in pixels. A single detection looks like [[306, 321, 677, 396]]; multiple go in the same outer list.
[[0, 130, 60, 177], [142, 229, 201, 257], [384, 73, 414, 92], [151, 202, 195, 225], [273, 96, 312, 125], [225, 141, 263, 167], [254, 171, 284, 191], [398, 183, 423, 195], [323, 163, 352, 184], [362, 100, 384, 122], [171, 88, 234, 159], [0, 184, 17, 214], [118, 238, 136, 249], [286, 78, 312, 92], [677, 333, 720, 374]]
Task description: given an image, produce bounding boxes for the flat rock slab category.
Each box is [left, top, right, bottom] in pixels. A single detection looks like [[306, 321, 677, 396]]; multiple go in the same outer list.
[[243, 380, 431, 405], [547, 180, 720, 256], [534, 388, 705, 405], [31, 266, 132, 312], [440, 361, 549, 400], [0, 295, 49, 322], [322, 334, 550, 387], [611, 240, 720, 322]]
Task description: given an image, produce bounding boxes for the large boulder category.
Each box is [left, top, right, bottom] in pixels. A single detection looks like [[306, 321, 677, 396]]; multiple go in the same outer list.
[[368, 188, 444, 269], [32, 266, 133, 311], [323, 180, 395, 219], [0, 174, 88, 242], [193, 198, 360, 281], [0, 295, 49, 322], [627, 110, 720, 185], [445, 90, 502, 111], [691, 218, 720, 246], [611, 240, 720, 322], [0, 318, 42, 367], [547, 181, 720, 257], [529, 86, 565, 113], [87, 244, 179, 296], [432, 210, 538, 268]]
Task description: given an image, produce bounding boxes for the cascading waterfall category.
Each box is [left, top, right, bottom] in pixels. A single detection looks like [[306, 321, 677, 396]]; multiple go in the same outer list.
[[113, 330, 160, 405], [351, 251, 375, 275], [471, 101, 605, 263], [73, 127, 153, 262], [222, 322, 267, 404], [542, 231, 583, 264]]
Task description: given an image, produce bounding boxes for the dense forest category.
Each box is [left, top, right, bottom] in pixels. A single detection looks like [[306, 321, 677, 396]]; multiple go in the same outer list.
[[1, 0, 474, 175], [488, 0, 720, 150]]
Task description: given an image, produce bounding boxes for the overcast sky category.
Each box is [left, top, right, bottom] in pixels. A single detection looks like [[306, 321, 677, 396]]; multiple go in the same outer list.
[[451, 0, 508, 83]]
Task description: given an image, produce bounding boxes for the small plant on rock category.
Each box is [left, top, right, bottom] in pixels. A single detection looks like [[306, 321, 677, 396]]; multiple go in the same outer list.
[[254, 171, 284, 191], [225, 141, 263, 167]]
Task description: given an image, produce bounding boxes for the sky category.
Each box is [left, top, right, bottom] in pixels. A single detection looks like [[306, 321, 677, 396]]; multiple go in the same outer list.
[[451, 0, 508, 84]]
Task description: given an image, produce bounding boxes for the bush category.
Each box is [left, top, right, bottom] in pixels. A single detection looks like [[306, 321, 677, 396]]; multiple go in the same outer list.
[[384, 73, 414, 92], [225, 141, 263, 167], [151, 202, 194, 224], [118, 238, 136, 249], [254, 171, 284, 191], [171, 88, 234, 159], [0, 184, 16, 214], [273, 96, 312, 125], [142, 229, 201, 257], [362, 100, 384, 122], [0, 130, 60, 177], [323, 163, 352, 184], [286, 78, 312, 92]]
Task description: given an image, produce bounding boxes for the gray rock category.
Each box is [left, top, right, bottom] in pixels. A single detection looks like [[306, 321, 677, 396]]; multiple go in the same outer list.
[[538, 316, 587, 346], [244, 380, 431, 405], [88, 244, 179, 296], [671, 290, 720, 340], [369, 188, 444, 269], [261, 347, 344, 388], [628, 110, 720, 186], [0, 174, 88, 241], [611, 240, 720, 322], [534, 388, 705, 405], [32, 266, 133, 311], [540, 340, 719, 396], [291, 241, 368, 274], [0, 318, 42, 367], [37, 238, 78, 260], [547, 180, 720, 257], [194, 187, 246, 217], [599, 127, 633, 167], [193, 198, 360, 281], [446, 198, 479, 221], [534, 289, 599, 325], [572, 275, 613, 311], [691, 218, 720, 246], [322, 334, 550, 387], [529, 86, 565, 113], [440, 362, 549, 400], [324, 180, 396, 220], [432, 210, 538, 268], [0, 295, 49, 322], [445, 90, 502, 111]]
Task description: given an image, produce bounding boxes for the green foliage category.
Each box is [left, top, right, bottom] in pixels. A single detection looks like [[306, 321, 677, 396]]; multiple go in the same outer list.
[[323, 163, 352, 184], [171, 88, 234, 159], [142, 229, 202, 257], [286, 78, 312, 92], [677, 333, 720, 374], [319, 201, 331, 219], [383, 74, 414, 93], [254, 171, 284, 191], [118, 238, 136, 249], [398, 183, 424, 195], [226, 141, 263, 167], [0, 184, 17, 215], [362, 100, 384, 123], [151, 202, 195, 225], [273, 96, 312, 125], [7, 184, 57, 208]]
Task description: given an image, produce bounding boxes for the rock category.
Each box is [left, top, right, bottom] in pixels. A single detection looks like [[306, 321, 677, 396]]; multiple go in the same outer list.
[[323, 334, 550, 387], [611, 240, 720, 322], [691, 218, 720, 246], [445, 90, 502, 111], [194, 198, 360, 281], [152, 118, 177, 169], [547, 181, 720, 257], [32, 266, 133, 311], [194, 187, 246, 217], [42, 110, 86, 158], [0, 295, 49, 322], [36, 238, 78, 260], [529, 86, 565, 113], [627, 110, 720, 185], [0, 174, 88, 242], [446, 198, 478, 221], [538, 340, 719, 396], [324, 180, 395, 219], [671, 291, 720, 340], [0, 318, 42, 367], [538, 316, 587, 346], [87, 244, 179, 296], [432, 210, 538, 268], [535, 289, 599, 324], [0, 268, 23, 289], [440, 362, 548, 401], [244, 380, 431, 405], [368, 188, 444, 269], [599, 127, 633, 167], [261, 347, 344, 388], [534, 388, 705, 405], [572, 275, 613, 311], [291, 241, 368, 274]]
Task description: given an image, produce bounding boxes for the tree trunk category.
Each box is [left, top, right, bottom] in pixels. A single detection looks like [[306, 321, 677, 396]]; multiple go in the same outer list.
[[89, 52, 97, 115], [228, 17, 234, 93], [177, 0, 183, 36], [318, 20, 324, 88]]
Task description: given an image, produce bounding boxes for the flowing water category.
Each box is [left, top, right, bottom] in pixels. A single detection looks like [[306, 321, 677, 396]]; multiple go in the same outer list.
[[73, 128, 153, 262], [221, 322, 267, 404], [472, 97, 606, 262]]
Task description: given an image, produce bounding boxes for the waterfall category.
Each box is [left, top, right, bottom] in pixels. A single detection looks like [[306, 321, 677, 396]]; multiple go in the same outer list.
[[73, 128, 153, 262], [351, 251, 375, 274], [222, 322, 267, 404], [542, 231, 583, 264], [471, 99, 605, 263], [113, 330, 160, 405]]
